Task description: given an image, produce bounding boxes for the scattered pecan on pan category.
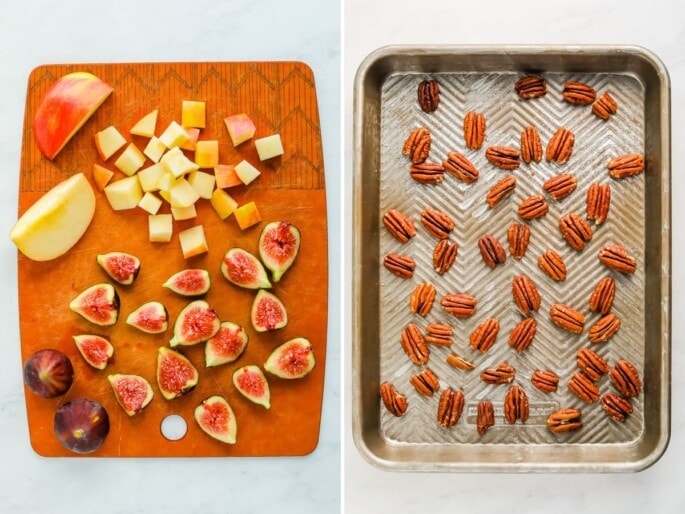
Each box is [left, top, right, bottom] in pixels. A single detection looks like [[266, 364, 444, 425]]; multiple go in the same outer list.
[[568, 372, 600, 403], [486, 145, 520, 170], [477, 400, 495, 436], [418, 79, 440, 113], [509, 317, 537, 353], [543, 173, 577, 201], [480, 362, 515, 385], [469, 317, 500, 352], [443, 151, 479, 183], [400, 323, 429, 365], [562, 81, 596, 105], [409, 162, 444, 184], [607, 153, 645, 179], [402, 127, 431, 164], [441, 293, 477, 318], [507, 221, 530, 259], [576, 348, 609, 381], [531, 370, 559, 393], [512, 274, 541, 314], [518, 195, 549, 220], [514, 75, 547, 99], [550, 303, 585, 334], [437, 388, 465, 428], [547, 408, 582, 433], [421, 207, 454, 239], [609, 359, 642, 398], [586, 182, 611, 225], [410, 368, 440, 396], [559, 212, 593, 251], [464, 111, 486, 150], [504, 385, 529, 424], [478, 234, 507, 269], [588, 313, 621, 344], [592, 92, 618, 120], [383, 209, 416, 243], [598, 244, 636, 274], [486, 176, 517, 208], [546, 127, 575, 164], [433, 239, 458, 275], [380, 382, 408, 417], [383, 253, 415, 279], [589, 277, 616, 314], [538, 249, 567, 282], [446, 353, 475, 371], [426, 323, 452, 347], [601, 393, 632, 422], [409, 282, 436, 317], [520, 125, 543, 163]]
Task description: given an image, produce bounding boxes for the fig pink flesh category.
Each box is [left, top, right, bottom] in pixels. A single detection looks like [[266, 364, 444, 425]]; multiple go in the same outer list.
[[236, 369, 265, 398], [77, 337, 111, 367], [198, 401, 231, 435], [134, 305, 166, 332], [105, 254, 138, 282], [209, 325, 246, 360], [255, 295, 286, 330], [159, 354, 196, 395], [264, 222, 298, 266], [112, 376, 149, 413], [277, 343, 312, 376], [181, 306, 218, 343], [80, 288, 115, 323], [225, 251, 258, 284], [171, 270, 207, 293]]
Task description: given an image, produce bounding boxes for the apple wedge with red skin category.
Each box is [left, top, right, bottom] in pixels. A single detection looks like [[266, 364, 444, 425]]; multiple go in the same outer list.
[[33, 72, 113, 160]]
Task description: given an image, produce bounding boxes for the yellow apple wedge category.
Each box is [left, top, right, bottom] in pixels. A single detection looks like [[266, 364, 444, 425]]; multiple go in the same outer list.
[[10, 173, 95, 261], [33, 72, 113, 160]]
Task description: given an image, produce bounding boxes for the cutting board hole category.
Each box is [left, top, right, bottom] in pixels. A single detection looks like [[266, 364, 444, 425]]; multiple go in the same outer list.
[[161, 414, 187, 441]]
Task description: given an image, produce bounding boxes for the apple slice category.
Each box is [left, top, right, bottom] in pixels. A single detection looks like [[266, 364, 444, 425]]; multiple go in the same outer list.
[[169, 178, 200, 208], [210, 189, 238, 220], [104, 176, 143, 210], [149, 214, 173, 242], [159, 121, 191, 149], [214, 164, 243, 189], [161, 147, 199, 178], [254, 134, 284, 161], [171, 204, 197, 221], [114, 143, 146, 176], [224, 114, 255, 146], [234, 160, 261, 185], [179, 225, 208, 258], [10, 173, 95, 261], [33, 72, 113, 160], [92, 164, 114, 191], [187, 171, 215, 199], [143, 136, 166, 163], [179, 128, 200, 151], [182, 101, 206, 129], [234, 201, 261, 230], [138, 192, 162, 214], [94, 125, 126, 161], [194, 140, 219, 168], [130, 109, 158, 138], [137, 163, 165, 192]]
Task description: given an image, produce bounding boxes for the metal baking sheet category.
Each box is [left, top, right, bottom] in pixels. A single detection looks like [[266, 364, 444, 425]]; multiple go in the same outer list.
[[352, 46, 671, 472]]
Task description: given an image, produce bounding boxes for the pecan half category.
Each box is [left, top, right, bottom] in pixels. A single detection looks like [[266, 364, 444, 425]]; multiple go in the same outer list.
[[504, 385, 529, 424], [515, 75, 547, 99], [509, 317, 537, 353], [402, 127, 431, 164], [443, 151, 479, 183], [433, 239, 458, 275], [469, 317, 500, 352], [441, 293, 477, 318], [546, 127, 575, 164], [383, 209, 416, 243], [486, 145, 520, 170], [421, 207, 454, 239], [559, 212, 593, 251], [508, 221, 530, 259], [547, 408, 582, 433], [409, 162, 444, 184], [383, 253, 415, 279], [463, 111, 486, 150], [609, 359, 641, 397], [410, 368, 440, 396], [550, 303, 585, 334], [586, 182, 611, 225], [543, 173, 578, 201], [531, 370, 559, 393], [380, 382, 408, 417], [568, 372, 600, 403], [486, 176, 517, 208], [520, 125, 542, 163], [400, 323, 429, 365], [601, 393, 633, 422], [588, 313, 621, 343], [518, 195, 549, 220], [480, 362, 515, 384], [576, 348, 609, 381], [589, 277, 616, 314], [607, 153, 645, 179], [446, 353, 475, 371], [418, 79, 439, 113], [592, 92, 618, 120], [512, 274, 541, 314], [562, 81, 596, 105], [409, 282, 436, 317], [437, 388, 465, 428], [477, 400, 495, 436], [538, 249, 567, 281], [478, 234, 506, 269], [599, 244, 636, 274], [426, 323, 452, 347]]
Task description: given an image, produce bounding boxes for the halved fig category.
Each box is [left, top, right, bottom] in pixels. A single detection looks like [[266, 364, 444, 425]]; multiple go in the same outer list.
[[258, 221, 301, 282], [69, 283, 119, 326], [108, 374, 154, 416], [163, 269, 211, 296], [194, 395, 237, 444], [54, 398, 109, 454], [96, 252, 140, 285], [169, 300, 220, 346], [23, 349, 74, 398], [233, 365, 270, 409], [156, 347, 199, 400], [126, 301, 168, 334], [73, 335, 114, 370], [220, 248, 271, 289], [251, 289, 288, 332], [264, 338, 315, 379], [205, 322, 249, 367]]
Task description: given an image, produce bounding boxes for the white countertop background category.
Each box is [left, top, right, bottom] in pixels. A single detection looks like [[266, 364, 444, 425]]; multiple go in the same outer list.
[[344, 0, 683, 512], [0, 1, 341, 513]]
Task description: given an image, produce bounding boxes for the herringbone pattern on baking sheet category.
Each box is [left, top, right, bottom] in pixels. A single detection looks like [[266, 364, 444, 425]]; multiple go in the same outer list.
[[378, 72, 645, 445]]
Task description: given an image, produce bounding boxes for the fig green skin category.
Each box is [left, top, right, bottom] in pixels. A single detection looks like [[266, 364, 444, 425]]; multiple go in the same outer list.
[[69, 283, 119, 326], [96, 252, 140, 285], [23, 349, 74, 398], [232, 365, 270, 409], [163, 269, 211, 296], [220, 248, 271, 290], [258, 221, 301, 282], [54, 398, 110, 454], [250, 289, 288, 332]]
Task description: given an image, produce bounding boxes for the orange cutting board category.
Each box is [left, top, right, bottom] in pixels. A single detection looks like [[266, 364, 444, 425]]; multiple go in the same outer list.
[[18, 62, 327, 457]]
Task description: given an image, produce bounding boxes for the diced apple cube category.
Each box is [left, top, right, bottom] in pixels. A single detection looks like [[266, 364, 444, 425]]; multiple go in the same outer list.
[[234, 160, 261, 185], [95, 125, 127, 161], [159, 121, 191, 148], [149, 214, 173, 242], [138, 163, 166, 192], [224, 113, 256, 146], [179, 128, 200, 151], [210, 189, 239, 220], [156, 171, 175, 193], [161, 146, 199, 178], [159, 189, 172, 204], [138, 192, 163, 214], [254, 134, 284, 161], [182, 101, 206, 129], [188, 171, 215, 199], [179, 225, 209, 258], [195, 140, 219, 168], [92, 164, 114, 191], [234, 201, 261, 230], [214, 164, 243, 189], [104, 176, 143, 210], [143, 136, 166, 163], [171, 204, 197, 221], [130, 109, 158, 138], [169, 178, 200, 208], [114, 143, 146, 176]]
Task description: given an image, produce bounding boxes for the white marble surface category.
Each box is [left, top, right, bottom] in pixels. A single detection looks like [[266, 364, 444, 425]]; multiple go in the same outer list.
[[344, 0, 683, 512], [0, 1, 340, 513]]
